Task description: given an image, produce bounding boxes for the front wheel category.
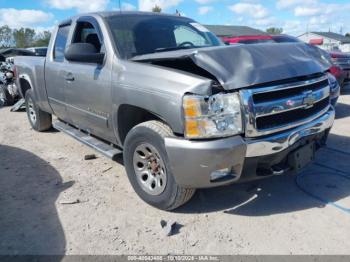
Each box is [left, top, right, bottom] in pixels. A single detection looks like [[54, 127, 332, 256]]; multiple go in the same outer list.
[[123, 121, 196, 210]]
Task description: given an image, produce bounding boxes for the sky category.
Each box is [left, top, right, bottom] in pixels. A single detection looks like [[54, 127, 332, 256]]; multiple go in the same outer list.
[[0, 0, 350, 36]]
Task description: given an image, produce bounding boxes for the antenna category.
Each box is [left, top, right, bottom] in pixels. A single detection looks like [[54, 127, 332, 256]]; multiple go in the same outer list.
[[119, 0, 122, 12]]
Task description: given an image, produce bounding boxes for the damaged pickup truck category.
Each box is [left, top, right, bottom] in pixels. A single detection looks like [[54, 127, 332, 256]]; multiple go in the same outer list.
[[15, 12, 335, 210]]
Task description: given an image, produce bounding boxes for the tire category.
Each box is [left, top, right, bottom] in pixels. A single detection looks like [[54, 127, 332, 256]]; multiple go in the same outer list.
[[0, 85, 14, 106], [123, 120, 196, 210], [25, 90, 52, 131]]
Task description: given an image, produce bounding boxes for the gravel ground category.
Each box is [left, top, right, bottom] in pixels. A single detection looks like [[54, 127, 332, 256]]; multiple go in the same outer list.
[[1, 86, 350, 255]]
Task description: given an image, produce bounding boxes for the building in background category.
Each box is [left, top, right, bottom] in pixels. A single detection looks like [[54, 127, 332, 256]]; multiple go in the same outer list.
[[298, 32, 350, 52], [205, 25, 274, 44]]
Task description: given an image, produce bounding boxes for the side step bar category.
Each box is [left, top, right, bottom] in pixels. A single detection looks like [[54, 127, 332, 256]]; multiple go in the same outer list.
[[53, 121, 122, 160]]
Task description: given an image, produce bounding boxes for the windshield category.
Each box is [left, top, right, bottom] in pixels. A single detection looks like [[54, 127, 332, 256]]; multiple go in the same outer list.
[[106, 14, 222, 59]]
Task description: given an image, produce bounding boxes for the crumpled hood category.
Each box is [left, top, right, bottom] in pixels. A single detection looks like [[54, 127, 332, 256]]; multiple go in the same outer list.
[[132, 43, 331, 90]]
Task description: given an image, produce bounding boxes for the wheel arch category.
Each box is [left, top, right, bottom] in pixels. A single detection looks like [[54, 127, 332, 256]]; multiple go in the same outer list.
[[115, 104, 173, 146], [18, 76, 33, 98]]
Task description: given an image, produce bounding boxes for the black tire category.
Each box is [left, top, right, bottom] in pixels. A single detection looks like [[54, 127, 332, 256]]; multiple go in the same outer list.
[[0, 85, 14, 106], [123, 120, 196, 210], [25, 90, 52, 131]]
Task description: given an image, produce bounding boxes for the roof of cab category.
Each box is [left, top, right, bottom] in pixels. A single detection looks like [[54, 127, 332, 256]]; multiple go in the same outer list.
[[96, 11, 190, 19], [59, 11, 190, 26]]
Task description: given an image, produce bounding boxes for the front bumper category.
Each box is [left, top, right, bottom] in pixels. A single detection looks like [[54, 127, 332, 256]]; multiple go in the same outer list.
[[165, 108, 335, 188]]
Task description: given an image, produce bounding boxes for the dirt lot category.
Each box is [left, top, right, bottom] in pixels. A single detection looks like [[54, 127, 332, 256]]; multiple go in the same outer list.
[[1, 87, 350, 255]]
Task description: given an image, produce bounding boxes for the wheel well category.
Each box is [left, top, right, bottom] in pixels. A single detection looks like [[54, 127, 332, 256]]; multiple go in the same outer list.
[[19, 78, 31, 97], [117, 105, 165, 145]]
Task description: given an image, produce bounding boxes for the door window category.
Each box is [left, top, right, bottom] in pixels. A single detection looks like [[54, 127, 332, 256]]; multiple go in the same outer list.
[[73, 22, 102, 52], [53, 25, 70, 62]]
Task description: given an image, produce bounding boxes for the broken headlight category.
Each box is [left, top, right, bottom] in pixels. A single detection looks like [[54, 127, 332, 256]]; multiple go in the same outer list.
[[183, 93, 243, 139], [328, 73, 340, 105]]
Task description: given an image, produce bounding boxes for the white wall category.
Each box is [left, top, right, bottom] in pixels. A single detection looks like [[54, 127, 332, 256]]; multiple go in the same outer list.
[[298, 32, 345, 52], [340, 43, 350, 53]]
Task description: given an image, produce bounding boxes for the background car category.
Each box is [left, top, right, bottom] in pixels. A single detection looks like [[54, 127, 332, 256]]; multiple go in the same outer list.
[[328, 51, 350, 87], [26, 47, 48, 57], [221, 35, 275, 44], [272, 34, 347, 90]]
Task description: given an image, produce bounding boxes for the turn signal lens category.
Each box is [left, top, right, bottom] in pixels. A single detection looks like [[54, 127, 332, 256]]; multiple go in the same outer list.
[[183, 97, 202, 118], [185, 119, 201, 138]]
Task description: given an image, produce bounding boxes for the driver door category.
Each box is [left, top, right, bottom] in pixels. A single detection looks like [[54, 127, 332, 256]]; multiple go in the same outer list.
[[63, 17, 113, 141]]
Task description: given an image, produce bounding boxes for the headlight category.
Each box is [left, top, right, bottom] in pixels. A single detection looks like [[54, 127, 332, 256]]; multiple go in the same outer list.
[[327, 73, 340, 99], [183, 92, 242, 139]]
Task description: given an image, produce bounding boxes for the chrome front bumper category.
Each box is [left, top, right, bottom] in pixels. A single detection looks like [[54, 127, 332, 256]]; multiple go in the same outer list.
[[165, 108, 335, 188], [245, 108, 335, 157]]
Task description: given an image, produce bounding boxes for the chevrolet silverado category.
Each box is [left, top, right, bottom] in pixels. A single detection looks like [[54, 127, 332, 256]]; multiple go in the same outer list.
[[15, 12, 335, 210]]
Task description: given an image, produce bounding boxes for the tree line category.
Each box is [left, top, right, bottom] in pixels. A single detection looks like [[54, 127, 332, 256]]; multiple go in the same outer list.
[[0, 25, 51, 49]]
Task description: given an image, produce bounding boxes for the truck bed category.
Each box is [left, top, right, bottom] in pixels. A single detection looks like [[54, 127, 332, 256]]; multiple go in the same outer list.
[[14, 56, 52, 113]]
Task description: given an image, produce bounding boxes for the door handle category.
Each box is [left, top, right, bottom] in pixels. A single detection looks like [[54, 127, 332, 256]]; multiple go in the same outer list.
[[65, 73, 75, 82]]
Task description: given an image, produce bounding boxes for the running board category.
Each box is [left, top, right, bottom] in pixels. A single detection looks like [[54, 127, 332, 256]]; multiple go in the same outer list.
[[53, 121, 122, 160]]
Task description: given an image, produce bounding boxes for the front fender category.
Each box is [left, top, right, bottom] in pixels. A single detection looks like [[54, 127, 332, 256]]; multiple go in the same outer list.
[[111, 59, 213, 143]]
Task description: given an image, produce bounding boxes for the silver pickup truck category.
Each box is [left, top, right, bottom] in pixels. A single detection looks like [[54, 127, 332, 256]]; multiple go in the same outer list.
[[15, 12, 337, 210]]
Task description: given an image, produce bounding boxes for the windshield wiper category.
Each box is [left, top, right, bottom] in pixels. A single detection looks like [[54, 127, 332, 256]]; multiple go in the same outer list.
[[154, 46, 194, 53]]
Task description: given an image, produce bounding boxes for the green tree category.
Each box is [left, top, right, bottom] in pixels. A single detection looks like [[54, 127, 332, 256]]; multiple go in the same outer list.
[[33, 31, 51, 47], [346, 33, 350, 38], [266, 27, 283, 35], [0, 25, 13, 48], [13, 28, 36, 48], [152, 5, 162, 12]]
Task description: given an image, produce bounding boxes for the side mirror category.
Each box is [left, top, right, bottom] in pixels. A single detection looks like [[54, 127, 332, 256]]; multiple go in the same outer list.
[[64, 43, 105, 64]]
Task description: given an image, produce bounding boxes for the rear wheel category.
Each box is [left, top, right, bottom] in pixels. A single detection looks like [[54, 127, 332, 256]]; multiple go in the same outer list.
[[0, 85, 14, 106], [25, 90, 52, 131], [123, 121, 196, 210]]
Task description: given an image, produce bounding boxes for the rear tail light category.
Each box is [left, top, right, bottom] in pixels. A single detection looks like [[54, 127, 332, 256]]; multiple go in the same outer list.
[[329, 66, 342, 78]]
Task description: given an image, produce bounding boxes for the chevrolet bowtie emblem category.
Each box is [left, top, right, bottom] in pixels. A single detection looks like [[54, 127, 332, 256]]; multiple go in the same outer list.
[[302, 90, 316, 109]]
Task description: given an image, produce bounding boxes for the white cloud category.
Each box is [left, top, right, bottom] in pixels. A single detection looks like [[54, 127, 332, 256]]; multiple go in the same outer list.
[[229, 3, 269, 19], [276, 0, 317, 9], [309, 15, 329, 26], [255, 17, 278, 27], [122, 2, 137, 11], [195, 0, 216, 4], [294, 6, 321, 16], [198, 6, 213, 15], [47, 0, 110, 13], [138, 0, 183, 11], [0, 8, 53, 28], [282, 20, 303, 35]]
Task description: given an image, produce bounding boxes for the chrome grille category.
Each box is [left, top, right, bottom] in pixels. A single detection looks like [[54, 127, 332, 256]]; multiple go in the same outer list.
[[240, 75, 331, 138]]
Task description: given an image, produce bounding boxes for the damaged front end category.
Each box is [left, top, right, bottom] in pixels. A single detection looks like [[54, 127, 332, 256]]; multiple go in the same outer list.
[[132, 42, 330, 91], [131, 43, 336, 187]]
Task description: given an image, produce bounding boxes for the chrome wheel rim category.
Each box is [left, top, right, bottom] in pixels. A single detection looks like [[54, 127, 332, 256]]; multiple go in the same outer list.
[[28, 98, 37, 125], [133, 143, 167, 196]]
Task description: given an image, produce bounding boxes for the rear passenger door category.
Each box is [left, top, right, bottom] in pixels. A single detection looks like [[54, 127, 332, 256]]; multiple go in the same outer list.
[[63, 17, 113, 141]]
